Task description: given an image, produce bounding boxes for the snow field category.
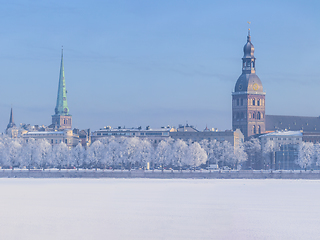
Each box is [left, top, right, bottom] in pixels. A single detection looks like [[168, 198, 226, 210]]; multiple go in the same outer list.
[[0, 179, 320, 240]]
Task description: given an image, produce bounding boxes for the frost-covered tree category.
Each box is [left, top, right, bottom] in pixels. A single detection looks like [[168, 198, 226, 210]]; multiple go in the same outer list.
[[232, 143, 247, 170], [52, 142, 69, 169], [86, 140, 104, 169], [314, 143, 320, 169], [219, 141, 234, 167], [123, 137, 140, 170], [20, 139, 39, 169], [185, 142, 207, 170], [172, 139, 187, 171], [0, 138, 6, 168], [154, 139, 172, 171], [3, 139, 22, 168], [135, 139, 153, 169], [200, 139, 211, 168], [263, 140, 276, 170], [297, 142, 314, 170], [104, 140, 122, 170], [210, 140, 223, 165], [70, 143, 85, 170], [244, 138, 262, 169]]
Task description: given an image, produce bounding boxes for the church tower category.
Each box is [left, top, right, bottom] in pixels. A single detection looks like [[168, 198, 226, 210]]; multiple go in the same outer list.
[[52, 49, 72, 130], [232, 30, 265, 139], [6, 107, 18, 138]]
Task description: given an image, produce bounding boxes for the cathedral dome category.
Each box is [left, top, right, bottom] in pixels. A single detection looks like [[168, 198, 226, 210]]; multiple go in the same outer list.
[[234, 73, 263, 93]]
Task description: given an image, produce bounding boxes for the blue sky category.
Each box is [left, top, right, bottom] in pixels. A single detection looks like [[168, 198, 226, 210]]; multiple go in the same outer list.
[[0, 0, 320, 131]]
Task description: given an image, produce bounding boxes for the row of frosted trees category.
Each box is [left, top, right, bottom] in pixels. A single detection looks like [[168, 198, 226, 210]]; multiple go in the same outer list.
[[0, 136, 249, 170], [2, 135, 316, 170]]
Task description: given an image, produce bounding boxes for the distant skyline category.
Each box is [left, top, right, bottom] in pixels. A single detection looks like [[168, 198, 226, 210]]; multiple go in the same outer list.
[[1, 0, 320, 131]]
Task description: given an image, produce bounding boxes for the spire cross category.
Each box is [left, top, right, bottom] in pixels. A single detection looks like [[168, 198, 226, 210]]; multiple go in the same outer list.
[[247, 21, 251, 35]]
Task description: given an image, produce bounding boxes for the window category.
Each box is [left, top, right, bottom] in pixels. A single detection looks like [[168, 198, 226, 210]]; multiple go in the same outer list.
[[257, 112, 261, 120], [241, 99, 243, 106], [257, 99, 260, 106], [253, 125, 256, 134], [51, 139, 53, 144], [65, 139, 67, 144], [252, 112, 255, 119], [258, 125, 261, 134], [252, 99, 255, 106], [237, 99, 239, 106], [55, 140, 58, 144]]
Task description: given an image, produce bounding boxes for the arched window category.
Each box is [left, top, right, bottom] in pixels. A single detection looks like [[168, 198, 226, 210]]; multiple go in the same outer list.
[[258, 125, 261, 134], [253, 125, 256, 134], [257, 99, 260, 106], [252, 99, 255, 106], [257, 112, 261, 120], [252, 112, 255, 119]]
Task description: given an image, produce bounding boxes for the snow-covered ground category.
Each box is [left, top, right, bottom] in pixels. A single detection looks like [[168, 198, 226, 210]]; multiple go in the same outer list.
[[0, 179, 319, 240]]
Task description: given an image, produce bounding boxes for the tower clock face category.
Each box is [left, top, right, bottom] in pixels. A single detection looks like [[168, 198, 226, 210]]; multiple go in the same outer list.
[[253, 83, 259, 91]]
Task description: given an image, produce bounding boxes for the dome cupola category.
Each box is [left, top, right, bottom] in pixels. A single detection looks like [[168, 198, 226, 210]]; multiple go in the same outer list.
[[234, 30, 264, 93], [243, 32, 255, 58]]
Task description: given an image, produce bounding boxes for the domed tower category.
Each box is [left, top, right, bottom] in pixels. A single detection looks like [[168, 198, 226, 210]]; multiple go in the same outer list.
[[232, 30, 266, 139]]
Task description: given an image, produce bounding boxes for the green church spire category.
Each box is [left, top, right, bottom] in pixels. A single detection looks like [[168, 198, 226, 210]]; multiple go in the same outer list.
[[54, 48, 69, 116]]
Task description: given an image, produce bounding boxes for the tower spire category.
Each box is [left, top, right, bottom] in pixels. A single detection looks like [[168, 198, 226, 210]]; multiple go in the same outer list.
[[247, 21, 251, 42], [54, 47, 69, 116], [51, 48, 72, 130], [7, 107, 16, 130]]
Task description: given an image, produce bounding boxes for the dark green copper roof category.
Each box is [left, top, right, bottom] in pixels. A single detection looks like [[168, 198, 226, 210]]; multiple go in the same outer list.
[[54, 49, 69, 116]]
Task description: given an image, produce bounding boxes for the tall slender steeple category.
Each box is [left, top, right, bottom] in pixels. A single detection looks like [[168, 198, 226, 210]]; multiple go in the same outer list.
[[6, 107, 18, 138], [52, 48, 72, 130], [55, 48, 69, 115], [6, 107, 16, 130]]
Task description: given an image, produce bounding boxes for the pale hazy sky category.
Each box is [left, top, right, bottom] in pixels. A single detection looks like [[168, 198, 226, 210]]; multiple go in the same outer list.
[[0, 0, 320, 131]]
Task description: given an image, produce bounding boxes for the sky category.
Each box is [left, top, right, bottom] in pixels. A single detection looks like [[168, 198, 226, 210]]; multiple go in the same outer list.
[[0, 0, 320, 132]]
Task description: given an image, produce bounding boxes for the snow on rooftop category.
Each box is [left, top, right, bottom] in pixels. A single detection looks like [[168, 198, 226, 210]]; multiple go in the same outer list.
[[260, 131, 302, 137], [24, 131, 64, 135], [95, 128, 171, 132]]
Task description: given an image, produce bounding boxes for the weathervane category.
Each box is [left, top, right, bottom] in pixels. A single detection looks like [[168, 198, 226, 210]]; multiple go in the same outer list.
[[247, 21, 251, 35]]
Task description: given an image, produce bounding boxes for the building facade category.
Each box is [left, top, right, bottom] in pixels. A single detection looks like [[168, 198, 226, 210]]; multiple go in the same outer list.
[[260, 131, 302, 170], [232, 30, 266, 139], [170, 125, 244, 147], [91, 126, 174, 144]]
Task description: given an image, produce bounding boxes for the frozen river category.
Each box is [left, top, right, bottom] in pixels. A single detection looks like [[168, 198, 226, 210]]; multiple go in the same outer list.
[[0, 178, 319, 240]]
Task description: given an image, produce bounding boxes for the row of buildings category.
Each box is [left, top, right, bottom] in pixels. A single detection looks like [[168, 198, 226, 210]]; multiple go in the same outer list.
[[5, 30, 320, 169], [5, 50, 244, 149]]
